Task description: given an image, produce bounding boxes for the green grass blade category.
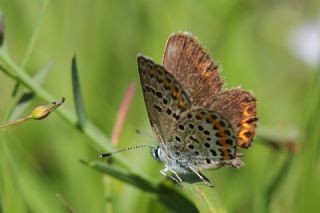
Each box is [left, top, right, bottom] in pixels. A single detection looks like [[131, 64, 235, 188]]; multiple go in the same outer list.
[[82, 160, 158, 193], [20, 0, 49, 68], [71, 55, 86, 129], [82, 160, 198, 213], [9, 0, 49, 101], [183, 185, 227, 213]]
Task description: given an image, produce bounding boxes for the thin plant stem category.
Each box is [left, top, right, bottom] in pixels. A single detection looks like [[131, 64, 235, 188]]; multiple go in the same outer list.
[[56, 194, 77, 213], [0, 115, 32, 128]]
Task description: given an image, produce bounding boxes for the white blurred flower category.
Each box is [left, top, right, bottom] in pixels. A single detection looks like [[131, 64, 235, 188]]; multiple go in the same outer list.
[[290, 18, 320, 69]]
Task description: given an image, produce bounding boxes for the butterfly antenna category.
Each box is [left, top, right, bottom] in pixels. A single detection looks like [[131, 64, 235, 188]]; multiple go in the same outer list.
[[100, 144, 154, 158]]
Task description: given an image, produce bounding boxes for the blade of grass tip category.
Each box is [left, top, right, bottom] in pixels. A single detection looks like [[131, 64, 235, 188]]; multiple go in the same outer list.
[[111, 82, 135, 145], [10, 0, 49, 100], [82, 160, 198, 212], [20, 0, 49, 68], [8, 61, 54, 121], [71, 55, 86, 129], [56, 194, 77, 213]]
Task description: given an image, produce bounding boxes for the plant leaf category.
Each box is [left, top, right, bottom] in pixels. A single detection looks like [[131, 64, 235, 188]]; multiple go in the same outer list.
[[71, 55, 86, 129], [81, 160, 158, 193], [82, 160, 198, 213]]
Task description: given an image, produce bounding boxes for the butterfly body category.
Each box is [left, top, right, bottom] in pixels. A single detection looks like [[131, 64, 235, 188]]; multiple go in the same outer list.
[[137, 32, 257, 186]]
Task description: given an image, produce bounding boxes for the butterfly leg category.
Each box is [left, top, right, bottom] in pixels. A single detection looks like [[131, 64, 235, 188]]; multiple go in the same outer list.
[[189, 166, 214, 187], [160, 166, 182, 185], [168, 167, 183, 182]]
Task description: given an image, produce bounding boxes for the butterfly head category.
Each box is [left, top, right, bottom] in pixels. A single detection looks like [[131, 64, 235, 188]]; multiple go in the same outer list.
[[151, 146, 161, 161]]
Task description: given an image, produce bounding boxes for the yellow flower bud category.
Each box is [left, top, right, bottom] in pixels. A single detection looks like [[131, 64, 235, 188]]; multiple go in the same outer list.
[[31, 97, 65, 120], [31, 105, 51, 120]]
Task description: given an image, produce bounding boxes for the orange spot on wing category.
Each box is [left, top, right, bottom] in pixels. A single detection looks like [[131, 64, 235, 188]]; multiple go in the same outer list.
[[201, 70, 211, 77], [178, 99, 186, 109], [238, 130, 249, 143], [213, 120, 231, 159], [243, 105, 251, 117], [237, 102, 257, 148], [213, 120, 223, 129], [219, 139, 231, 159]]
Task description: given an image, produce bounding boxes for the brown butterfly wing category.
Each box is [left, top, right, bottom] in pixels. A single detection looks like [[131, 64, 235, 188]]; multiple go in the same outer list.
[[137, 55, 192, 142], [162, 32, 223, 107], [163, 33, 257, 148], [208, 89, 258, 148]]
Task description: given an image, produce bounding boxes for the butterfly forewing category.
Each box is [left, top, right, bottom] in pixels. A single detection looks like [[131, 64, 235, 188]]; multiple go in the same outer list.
[[163, 33, 223, 107], [137, 55, 192, 142], [170, 108, 237, 168]]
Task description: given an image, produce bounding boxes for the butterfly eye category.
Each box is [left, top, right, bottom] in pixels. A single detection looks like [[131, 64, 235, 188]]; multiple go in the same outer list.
[[151, 147, 161, 160]]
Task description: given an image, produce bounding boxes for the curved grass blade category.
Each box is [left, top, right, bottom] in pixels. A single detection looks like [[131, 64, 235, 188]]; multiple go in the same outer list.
[[81, 160, 158, 193], [10, 0, 49, 100], [20, 0, 49, 68], [82, 160, 198, 213], [71, 55, 86, 129]]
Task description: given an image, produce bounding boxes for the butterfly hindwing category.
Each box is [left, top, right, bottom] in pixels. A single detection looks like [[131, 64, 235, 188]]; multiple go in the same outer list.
[[208, 89, 258, 148], [169, 108, 237, 169]]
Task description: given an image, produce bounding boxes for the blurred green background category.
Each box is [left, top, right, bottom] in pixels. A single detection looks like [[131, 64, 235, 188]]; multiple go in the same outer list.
[[0, 0, 320, 212]]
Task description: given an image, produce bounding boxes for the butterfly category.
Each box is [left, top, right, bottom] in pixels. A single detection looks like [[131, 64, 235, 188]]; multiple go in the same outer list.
[[136, 32, 257, 186]]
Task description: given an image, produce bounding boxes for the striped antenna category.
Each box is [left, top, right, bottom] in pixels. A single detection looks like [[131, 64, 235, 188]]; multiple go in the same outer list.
[[100, 144, 154, 158]]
